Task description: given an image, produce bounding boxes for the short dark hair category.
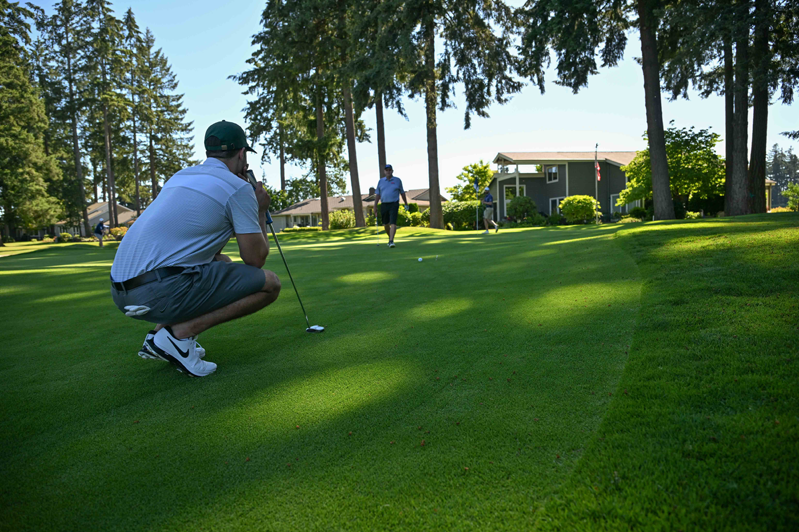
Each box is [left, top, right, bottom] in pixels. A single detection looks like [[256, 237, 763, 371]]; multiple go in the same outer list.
[[205, 135, 240, 159]]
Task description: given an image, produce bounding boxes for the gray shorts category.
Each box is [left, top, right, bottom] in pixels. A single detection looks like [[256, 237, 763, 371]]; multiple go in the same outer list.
[[483, 207, 494, 220], [111, 261, 265, 325]]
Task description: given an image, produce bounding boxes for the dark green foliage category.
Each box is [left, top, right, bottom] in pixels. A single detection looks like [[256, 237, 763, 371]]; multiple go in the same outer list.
[[0, 1, 63, 237], [629, 206, 648, 219], [506, 195, 537, 220], [442, 200, 482, 230]]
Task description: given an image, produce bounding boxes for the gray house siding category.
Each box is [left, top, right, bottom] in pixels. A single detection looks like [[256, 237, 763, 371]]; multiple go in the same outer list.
[[563, 161, 628, 214], [542, 164, 567, 214]]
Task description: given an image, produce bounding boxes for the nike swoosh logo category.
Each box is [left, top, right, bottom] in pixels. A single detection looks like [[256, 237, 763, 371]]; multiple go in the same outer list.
[[168, 337, 189, 358]]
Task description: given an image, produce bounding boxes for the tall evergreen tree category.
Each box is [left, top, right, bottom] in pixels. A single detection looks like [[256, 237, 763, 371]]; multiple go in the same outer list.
[[397, 0, 522, 228], [517, 0, 675, 220], [85, 0, 127, 226], [659, 0, 799, 215], [0, 0, 62, 242], [138, 29, 194, 202], [123, 8, 142, 216], [47, 0, 91, 235]]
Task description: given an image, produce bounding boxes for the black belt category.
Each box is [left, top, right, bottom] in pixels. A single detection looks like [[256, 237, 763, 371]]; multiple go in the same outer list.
[[111, 267, 185, 292]]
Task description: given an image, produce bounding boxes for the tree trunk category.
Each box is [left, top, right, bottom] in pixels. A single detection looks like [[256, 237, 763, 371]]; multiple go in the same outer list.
[[724, 35, 734, 215], [729, 16, 750, 216], [424, 19, 443, 229], [133, 98, 140, 216], [316, 87, 329, 230], [279, 122, 286, 191], [149, 132, 157, 200], [375, 93, 387, 182], [103, 104, 117, 226], [91, 158, 99, 203], [343, 84, 365, 227], [748, 0, 769, 214], [637, 0, 674, 220], [66, 32, 90, 236]]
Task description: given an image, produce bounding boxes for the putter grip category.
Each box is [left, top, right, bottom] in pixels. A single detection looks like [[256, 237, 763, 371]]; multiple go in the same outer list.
[[247, 170, 274, 225]]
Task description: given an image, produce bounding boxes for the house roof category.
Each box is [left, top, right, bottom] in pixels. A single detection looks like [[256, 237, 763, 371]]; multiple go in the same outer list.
[[57, 202, 138, 226], [494, 151, 638, 167], [273, 189, 448, 216]]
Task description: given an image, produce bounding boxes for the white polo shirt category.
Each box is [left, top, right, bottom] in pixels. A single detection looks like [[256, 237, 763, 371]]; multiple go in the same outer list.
[[111, 158, 261, 282]]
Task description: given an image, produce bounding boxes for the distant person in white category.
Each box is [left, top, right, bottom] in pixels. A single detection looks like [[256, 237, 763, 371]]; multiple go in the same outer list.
[[109, 120, 281, 377]]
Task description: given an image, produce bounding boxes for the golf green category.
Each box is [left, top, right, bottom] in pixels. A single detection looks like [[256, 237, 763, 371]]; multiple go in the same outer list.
[[1, 214, 796, 530]]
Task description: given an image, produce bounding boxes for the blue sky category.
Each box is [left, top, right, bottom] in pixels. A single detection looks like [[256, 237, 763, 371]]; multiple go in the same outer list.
[[32, 0, 799, 194]]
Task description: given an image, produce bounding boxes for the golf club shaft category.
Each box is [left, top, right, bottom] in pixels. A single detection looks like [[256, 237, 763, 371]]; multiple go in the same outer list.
[[268, 222, 311, 329]]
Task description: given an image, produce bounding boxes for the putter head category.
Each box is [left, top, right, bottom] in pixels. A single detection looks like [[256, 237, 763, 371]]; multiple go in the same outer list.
[[306, 325, 325, 333]]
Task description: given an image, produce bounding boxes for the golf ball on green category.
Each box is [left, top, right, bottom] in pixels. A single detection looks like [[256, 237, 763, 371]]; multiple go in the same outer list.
[[418, 258, 423, 262]]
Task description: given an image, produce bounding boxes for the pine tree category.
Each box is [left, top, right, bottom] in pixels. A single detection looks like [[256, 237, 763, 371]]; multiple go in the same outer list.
[[517, 0, 675, 220], [123, 8, 142, 216], [47, 0, 92, 235], [138, 29, 194, 202], [395, 0, 522, 228], [85, 0, 127, 226], [0, 0, 62, 242]]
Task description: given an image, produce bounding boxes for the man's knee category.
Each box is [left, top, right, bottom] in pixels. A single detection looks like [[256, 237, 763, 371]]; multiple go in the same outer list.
[[262, 270, 281, 296]]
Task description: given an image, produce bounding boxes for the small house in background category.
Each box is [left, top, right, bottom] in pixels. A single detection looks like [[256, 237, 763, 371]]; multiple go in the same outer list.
[[487, 152, 640, 220], [55, 202, 138, 237], [271, 188, 448, 231]]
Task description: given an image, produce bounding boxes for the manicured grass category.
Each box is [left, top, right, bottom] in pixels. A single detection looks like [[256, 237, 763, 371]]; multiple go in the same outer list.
[[0, 214, 796, 530]]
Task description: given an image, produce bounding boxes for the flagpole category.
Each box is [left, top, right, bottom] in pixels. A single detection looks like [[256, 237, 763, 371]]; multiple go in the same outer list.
[[595, 144, 599, 224]]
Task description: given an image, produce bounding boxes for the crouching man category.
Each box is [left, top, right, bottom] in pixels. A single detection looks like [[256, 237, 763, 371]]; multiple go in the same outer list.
[[109, 120, 281, 377]]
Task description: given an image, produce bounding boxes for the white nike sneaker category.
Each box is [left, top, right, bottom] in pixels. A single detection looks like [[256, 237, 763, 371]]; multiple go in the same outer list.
[[152, 327, 216, 377], [139, 331, 205, 360]]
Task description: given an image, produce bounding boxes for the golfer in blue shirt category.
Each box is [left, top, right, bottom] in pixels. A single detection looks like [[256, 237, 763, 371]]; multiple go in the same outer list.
[[373, 164, 409, 248], [482, 187, 499, 234]]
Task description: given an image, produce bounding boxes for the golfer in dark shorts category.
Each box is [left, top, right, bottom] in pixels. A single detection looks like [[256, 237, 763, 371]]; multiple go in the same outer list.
[[373, 164, 409, 248], [109, 120, 281, 377]]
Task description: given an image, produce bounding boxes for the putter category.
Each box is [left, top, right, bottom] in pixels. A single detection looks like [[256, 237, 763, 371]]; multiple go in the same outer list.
[[375, 217, 381, 246], [248, 171, 324, 333]]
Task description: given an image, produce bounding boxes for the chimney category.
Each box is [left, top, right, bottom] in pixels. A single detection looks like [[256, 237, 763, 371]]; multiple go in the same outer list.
[[369, 187, 375, 196]]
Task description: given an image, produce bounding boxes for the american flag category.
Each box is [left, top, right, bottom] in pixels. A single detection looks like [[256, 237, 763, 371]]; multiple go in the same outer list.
[[595, 161, 601, 182]]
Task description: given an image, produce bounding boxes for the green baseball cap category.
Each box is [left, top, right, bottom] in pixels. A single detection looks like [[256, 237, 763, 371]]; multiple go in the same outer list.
[[204, 120, 256, 153]]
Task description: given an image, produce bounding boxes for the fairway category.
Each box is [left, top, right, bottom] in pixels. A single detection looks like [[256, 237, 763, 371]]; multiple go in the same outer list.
[[1, 215, 797, 531]]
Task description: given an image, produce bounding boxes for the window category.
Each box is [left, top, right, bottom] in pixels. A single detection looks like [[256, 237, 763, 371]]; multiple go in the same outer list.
[[610, 194, 626, 214], [550, 197, 566, 215], [504, 185, 525, 217], [545, 165, 558, 184]]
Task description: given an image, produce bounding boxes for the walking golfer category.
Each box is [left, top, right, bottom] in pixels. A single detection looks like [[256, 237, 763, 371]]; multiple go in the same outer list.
[[374, 164, 409, 248], [109, 120, 281, 377], [482, 187, 499, 234], [94, 218, 106, 247]]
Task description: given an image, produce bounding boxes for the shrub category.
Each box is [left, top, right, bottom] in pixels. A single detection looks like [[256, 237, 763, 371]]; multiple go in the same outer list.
[[283, 226, 322, 232], [618, 217, 643, 223], [646, 206, 655, 220], [409, 212, 423, 226], [685, 211, 701, 220], [110, 226, 128, 238], [629, 206, 648, 219], [443, 200, 482, 230], [366, 212, 377, 226], [506, 196, 537, 220], [2, 236, 15, 243], [559, 195, 601, 223], [329, 209, 356, 229], [407, 203, 419, 213], [41, 237, 54, 243], [546, 212, 565, 226], [57, 232, 72, 243], [611, 211, 623, 220], [445, 222, 454, 230], [421, 208, 430, 225], [784, 182, 799, 211], [71, 236, 82, 242], [770, 206, 793, 213]]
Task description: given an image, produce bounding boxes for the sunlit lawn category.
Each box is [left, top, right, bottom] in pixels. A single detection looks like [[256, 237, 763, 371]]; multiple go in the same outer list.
[[1, 213, 796, 531]]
